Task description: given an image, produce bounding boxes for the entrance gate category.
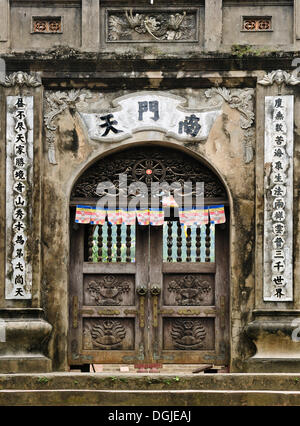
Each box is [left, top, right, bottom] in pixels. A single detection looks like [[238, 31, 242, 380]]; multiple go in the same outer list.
[[68, 146, 229, 366]]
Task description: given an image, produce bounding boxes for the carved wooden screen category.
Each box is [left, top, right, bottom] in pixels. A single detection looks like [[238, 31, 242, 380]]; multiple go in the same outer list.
[[69, 146, 229, 366]]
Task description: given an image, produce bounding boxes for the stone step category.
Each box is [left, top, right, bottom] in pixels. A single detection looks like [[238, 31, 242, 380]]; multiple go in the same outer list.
[[1, 373, 300, 392], [1, 388, 300, 406]]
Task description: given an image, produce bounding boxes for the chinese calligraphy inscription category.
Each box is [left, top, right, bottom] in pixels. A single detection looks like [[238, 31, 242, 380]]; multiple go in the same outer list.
[[80, 92, 221, 143], [5, 96, 33, 299], [264, 96, 293, 301]]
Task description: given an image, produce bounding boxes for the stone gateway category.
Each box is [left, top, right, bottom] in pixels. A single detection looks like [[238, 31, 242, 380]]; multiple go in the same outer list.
[[0, 0, 300, 378]]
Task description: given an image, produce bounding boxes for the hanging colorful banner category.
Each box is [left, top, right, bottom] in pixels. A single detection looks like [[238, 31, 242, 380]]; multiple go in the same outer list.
[[75, 205, 226, 226], [107, 208, 122, 225], [121, 208, 136, 226], [136, 209, 150, 225], [91, 207, 107, 225], [75, 205, 94, 224], [179, 206, 210, 226], [150, 208, 164, 226], [208, 205, 226, 224]]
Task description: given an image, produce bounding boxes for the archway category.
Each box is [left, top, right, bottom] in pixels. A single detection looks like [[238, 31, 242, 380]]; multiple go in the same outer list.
[[68, 144, 230, 368]]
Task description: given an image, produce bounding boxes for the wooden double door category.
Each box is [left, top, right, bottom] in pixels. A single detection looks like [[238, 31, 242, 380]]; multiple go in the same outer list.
[[68, 215, 229, 366]]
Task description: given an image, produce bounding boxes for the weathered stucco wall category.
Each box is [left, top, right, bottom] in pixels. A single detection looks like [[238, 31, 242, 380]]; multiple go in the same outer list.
[[39, 87, 255, 371]]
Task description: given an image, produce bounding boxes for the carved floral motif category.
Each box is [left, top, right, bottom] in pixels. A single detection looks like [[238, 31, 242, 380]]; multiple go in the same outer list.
[[87, 275, 130, 306], [258, 69, 300, 92], [90, 320, 126, 349], [71, 146, 226, 200], [171, 319, 207, 349], [108, 9, 197, 42], [168, 275, 212, 306], [0, 71, 42, 87]]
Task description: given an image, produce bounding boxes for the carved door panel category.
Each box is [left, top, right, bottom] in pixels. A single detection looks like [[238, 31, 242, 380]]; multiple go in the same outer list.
[[69, 213, 229, 366], [148, 218, 229, 365], [69, 220, 149, 365]]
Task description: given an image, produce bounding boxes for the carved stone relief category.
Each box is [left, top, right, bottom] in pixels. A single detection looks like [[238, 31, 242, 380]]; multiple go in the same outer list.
[[205, 87, 255, 163], [0, 71, 42, 88], [44, 89, 91, 164], [107, 9, 198, 42], [258, 69, 300, 94]]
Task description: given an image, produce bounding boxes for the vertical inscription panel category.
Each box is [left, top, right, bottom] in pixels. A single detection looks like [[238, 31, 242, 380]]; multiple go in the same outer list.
[[264, 95, 293, 301], [5, 96, 34, 299]]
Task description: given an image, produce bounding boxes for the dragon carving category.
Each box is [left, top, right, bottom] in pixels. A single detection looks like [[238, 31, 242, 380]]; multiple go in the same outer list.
[[109, 9, 188, 41]]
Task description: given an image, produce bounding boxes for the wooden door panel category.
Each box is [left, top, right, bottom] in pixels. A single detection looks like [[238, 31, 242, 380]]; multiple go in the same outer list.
[[163, 273, 215, 306], [83, 274, 135, 306], [150, 220, 229, 365], [83, 318, 135, 350], [68, 222, 146, 365], [163, 317, 215, 350], [69, 214, 229, 366]]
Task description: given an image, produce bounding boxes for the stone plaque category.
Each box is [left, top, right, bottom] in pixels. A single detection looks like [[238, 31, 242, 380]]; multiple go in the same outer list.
[[5, 96, 34, 299], [263, 95, 293, 301], [80, 92, 222, 144]]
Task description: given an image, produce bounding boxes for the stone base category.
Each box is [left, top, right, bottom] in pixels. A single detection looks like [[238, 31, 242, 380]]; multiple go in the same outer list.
[[245, 311, 300, 372], [245, 358, 300, 373], [0, 356, 52, 374]]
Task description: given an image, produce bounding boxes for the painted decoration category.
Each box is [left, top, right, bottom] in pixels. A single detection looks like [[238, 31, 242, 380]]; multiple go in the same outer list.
[[264, 95, 293, 301]]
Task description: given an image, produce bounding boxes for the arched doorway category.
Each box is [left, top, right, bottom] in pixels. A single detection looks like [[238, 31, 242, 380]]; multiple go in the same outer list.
[[68, 145, 230, 367]]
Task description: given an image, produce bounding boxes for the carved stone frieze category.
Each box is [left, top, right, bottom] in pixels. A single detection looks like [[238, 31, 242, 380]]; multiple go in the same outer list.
[[168, 275, 212, 306], [107, 9, 197, 42], [44, 89, 91, 164], [205, 87, 255, 163], [258, 69, 300, 93], [171, 319, 207, 350], [0, 71, 42, 87]]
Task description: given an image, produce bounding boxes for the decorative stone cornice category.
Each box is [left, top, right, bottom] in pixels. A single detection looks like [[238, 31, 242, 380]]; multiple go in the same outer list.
[[258, 69, 300, 93], [0, 71, 42, 87], [205, 87, 255, 163]]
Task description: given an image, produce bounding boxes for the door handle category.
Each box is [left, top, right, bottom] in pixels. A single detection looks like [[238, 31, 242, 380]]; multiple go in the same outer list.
[[150, 286, 161, 328], [136, 286, 148, 328], [72, 296, 79, 329]]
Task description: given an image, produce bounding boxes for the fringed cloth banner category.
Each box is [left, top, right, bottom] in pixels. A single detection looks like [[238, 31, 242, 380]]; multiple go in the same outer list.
[[208, 205, 226, 224], [75, 205, 226, 226]]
